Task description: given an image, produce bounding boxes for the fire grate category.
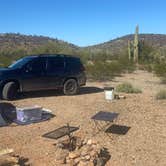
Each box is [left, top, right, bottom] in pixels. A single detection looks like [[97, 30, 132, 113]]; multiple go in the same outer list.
[[42, 126, 79, 140], [105, 124, 130, 135], [91, 111, 119, 122]]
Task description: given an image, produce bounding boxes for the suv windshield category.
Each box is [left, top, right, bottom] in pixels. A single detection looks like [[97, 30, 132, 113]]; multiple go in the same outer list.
[[8, 57, 35, 69]]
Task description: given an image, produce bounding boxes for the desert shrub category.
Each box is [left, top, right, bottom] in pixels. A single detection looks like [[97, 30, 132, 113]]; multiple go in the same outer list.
[[86, 60, 126, 81], [116, 82, 142, 93], [118, 55, 136, 72], [156, 89, 166, 100], [153, 62, 166, 77], [161, 77, 166, 84], [86, 53, 136, 81], [153, 62, 166, 84]]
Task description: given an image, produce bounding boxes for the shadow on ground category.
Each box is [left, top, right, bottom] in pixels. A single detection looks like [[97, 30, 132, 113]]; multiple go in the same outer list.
[[0, 102, 16, 124], [17, 86, 103, 99], [79, 87, 103, 95], [105, 124, 131, 135]]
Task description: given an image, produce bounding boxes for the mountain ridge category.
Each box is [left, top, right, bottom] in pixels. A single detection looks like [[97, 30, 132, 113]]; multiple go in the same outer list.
[[0, 33, 166, 54]]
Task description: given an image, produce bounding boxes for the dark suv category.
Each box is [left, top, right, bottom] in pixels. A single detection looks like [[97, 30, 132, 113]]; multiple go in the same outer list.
[[0, 54, 86, 100]]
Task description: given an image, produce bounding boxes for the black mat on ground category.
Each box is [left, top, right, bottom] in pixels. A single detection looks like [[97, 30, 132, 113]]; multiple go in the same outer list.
[[91, 111, 119, 122], [105, 124, 130, 135], [13, 111, 55, 125], [0, 102, 16, 124], [42, 126, 79, 140], [0, 114, 8, 127]]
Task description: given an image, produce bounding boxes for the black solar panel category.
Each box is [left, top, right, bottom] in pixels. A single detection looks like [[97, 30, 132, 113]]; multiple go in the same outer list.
[[42, 126, 79, 140], [91, 111, 119, 122]]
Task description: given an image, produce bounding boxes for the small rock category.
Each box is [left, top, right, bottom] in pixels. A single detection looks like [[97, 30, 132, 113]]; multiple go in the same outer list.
[[78, 160, 88, 166], [69, 151, 81, 159], [91, 139, 97, 145], [83, 138, 88, 145], [68, 159, 74, 165], [56, 142, 64, 149], [55, 158, 65, 165], [88, 161, 94, 166], [65, 158, 70, 164], [76, 137, 83, 148], [45, 152, 49, 156], [0, 156, 18, 165], [94, 157, 105, 166], [84, 155, 91, 161], [55, 148, 68, 162], [81, 150, 88, 157], [87, 139, 92, 145], [90, 150, 98, 158], [74, 157, 81, 165], [81, 145, 93, 156], [92, 144, 97, 149]]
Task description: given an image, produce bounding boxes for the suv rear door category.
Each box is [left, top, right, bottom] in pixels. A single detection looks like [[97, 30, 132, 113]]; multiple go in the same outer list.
[[45, 56, 65, 88]]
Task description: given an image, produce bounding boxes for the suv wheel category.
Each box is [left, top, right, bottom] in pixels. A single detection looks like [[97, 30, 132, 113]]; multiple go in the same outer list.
[[63, 79, 79, 95], [2, 82, 18, 100]]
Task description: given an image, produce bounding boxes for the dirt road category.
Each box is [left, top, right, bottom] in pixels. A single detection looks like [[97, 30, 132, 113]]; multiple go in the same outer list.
[[0, 70, 165, 165]]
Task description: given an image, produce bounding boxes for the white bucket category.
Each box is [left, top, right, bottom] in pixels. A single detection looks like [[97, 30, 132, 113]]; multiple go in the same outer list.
[[105, 89, 114, 101]]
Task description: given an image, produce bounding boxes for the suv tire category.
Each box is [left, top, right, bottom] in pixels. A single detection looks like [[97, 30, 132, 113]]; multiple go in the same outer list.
[[2, 82, 18, 100], [63, 79, 79, 95]]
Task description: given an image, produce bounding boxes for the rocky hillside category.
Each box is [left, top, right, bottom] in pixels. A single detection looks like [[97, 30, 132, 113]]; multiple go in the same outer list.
[[0, 33, 166, 55], [86, 34, 166, 54], [0, 33, 78, 52]]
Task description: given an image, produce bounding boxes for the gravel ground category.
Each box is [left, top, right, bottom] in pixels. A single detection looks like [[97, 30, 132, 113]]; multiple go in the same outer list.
[[0, 70, 166, 166]]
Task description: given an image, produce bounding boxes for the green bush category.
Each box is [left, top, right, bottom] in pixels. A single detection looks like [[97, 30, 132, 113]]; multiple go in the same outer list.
[[161, 77, 166, 84], [153, 62, 166, 77], [86, 60, 125, 81], [86, 53, 136, 81], [156, 89, 166, 100], [116, 82, 142, 93]]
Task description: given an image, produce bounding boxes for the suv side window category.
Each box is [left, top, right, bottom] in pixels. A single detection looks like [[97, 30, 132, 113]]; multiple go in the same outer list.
[[46, 56, 64, 72], [26, 57, 45, 74]]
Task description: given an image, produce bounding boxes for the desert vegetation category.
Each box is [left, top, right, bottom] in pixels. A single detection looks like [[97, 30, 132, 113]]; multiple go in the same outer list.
[[156, 89, 166, 100], [116, 82, 142, 93], [0, 27, 166, 81]]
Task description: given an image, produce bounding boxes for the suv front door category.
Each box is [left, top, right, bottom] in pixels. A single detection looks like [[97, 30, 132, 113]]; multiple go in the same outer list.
[[21, 57, 47, 91]]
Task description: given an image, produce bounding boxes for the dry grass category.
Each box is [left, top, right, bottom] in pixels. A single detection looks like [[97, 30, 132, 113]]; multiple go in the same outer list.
[[116, 82, 142, 93], [156, 89, 166, 99]]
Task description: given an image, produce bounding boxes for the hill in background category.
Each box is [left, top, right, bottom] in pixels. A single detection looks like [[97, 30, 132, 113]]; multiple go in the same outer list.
[[1, 33, 166, 54], [0, 33, 166, 66], [86, 34, 166, 54], [0, 33, 79, 55]]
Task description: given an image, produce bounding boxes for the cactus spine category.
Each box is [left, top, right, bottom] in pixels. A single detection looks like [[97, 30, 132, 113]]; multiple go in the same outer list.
[[133, 25, 139, 63]]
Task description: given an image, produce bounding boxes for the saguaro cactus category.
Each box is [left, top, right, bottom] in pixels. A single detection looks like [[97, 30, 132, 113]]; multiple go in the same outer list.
[[128, 40, 131, 60], [133, 25, 139, 63]]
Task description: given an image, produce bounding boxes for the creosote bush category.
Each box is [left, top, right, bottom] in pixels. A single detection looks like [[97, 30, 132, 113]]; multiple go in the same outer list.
[[156, 89, 166, 100], [86, 54, 136, 81], [116, 82, 142, 93], [161, 77, 166, 84]]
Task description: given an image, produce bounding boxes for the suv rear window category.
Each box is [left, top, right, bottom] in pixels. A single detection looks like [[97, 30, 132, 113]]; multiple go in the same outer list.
[[66, 57, 82, 69]]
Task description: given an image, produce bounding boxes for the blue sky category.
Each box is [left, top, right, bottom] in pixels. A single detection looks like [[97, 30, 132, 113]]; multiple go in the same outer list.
[[0, 0, 165, 46]]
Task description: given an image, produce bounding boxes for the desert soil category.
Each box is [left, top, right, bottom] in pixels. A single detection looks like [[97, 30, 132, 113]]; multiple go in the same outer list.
[[0, 70, 166, 166]]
